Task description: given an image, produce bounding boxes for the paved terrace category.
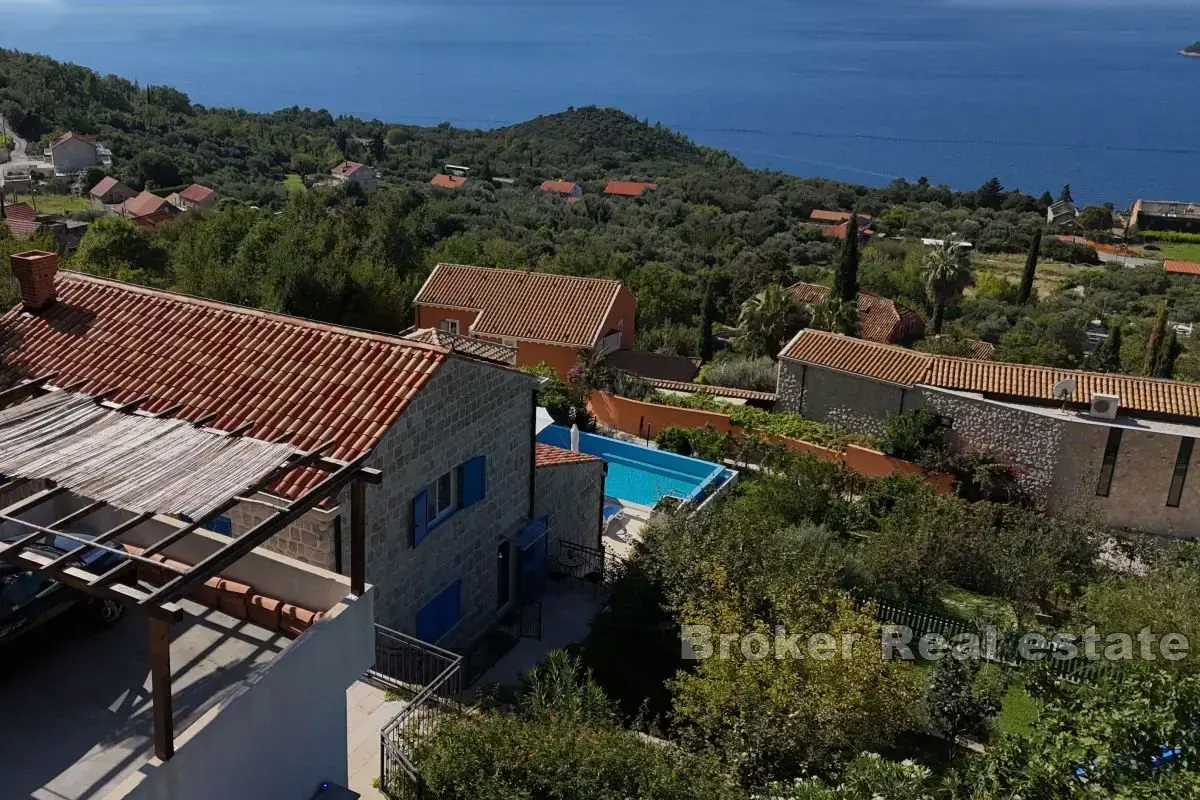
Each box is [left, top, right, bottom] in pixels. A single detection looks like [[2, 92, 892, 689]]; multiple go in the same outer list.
[[0, 600, 288, 799]]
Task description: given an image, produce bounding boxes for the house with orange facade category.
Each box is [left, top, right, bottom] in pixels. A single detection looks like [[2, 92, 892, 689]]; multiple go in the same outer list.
[[413, 263, 637, 377]]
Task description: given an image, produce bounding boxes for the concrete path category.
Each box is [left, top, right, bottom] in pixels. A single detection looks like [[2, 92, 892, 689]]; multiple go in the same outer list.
[[346, 681, 406, 800], [1097, 250, 1162, 269], [0, 115, 50, 182]]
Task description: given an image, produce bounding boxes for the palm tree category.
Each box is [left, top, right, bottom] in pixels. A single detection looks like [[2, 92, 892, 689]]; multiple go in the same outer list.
[[812, 295, 858, 336], [734, 284, 807, 358], [921, 243, 972, 334]]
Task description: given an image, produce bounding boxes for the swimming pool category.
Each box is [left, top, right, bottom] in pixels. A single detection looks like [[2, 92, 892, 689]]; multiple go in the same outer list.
[[537, 424, 728, 507]]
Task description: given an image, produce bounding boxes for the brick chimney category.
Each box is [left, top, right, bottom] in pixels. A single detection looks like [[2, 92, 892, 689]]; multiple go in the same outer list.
[[10, 250, 59, 311]]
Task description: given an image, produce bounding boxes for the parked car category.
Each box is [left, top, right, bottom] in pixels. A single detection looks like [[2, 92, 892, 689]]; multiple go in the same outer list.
[[0, 531, 127, 645]]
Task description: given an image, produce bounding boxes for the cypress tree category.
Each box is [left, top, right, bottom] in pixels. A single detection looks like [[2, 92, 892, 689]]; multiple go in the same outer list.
[[1018, 228, 1041, 305], [1146, 304, 1169, 377], [833, 213, 860, 303], [698, 275, 716, 362], [1088, 320, 1122, 373], [1059, 184, 1073, 203]]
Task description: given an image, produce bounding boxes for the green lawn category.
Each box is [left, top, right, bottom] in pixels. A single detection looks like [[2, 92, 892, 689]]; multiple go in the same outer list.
[[996, 681, 1039, 737], [973, 252, 1081, 296], [5, 192, 93, 215], [939, 587, 1019, 628], [1155, 242, 1200, 263], [282, 173, 306, 194]]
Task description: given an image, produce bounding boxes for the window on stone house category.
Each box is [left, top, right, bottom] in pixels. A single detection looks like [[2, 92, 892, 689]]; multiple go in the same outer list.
[[1095, 427, 1123, 498], [1167, 437, 1194, 508], [426, 469, 458, 524]]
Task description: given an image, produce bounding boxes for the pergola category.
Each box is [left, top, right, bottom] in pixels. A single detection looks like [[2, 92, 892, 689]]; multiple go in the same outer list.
[[0, 374, 381, 762]]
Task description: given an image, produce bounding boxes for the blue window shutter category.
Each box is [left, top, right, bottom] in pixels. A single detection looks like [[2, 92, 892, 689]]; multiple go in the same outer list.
[[461, 456, 486, 508], [417, 579, 463, 644], [412, 489, 429, 546]]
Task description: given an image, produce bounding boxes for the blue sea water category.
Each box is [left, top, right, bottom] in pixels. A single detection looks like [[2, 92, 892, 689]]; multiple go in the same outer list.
[[2, 0, 1198, 204]]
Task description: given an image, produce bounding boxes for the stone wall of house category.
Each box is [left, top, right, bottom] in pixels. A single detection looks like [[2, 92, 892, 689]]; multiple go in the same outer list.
[[231, 501, 339, 571], [776, 361, 908, 436], [534, 460, 605, 555], [917, 387, 1068, 502], [358, 357, 537, 644], [1050, 421, 1200, 538]]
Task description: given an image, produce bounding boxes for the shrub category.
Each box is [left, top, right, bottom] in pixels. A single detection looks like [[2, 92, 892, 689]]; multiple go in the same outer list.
[[696, 355, 778, 392], [655, 426, 694, 456], [1040, 235, 1100, 264], [876, 409, 944, 462], [925, 656, 1002, 741], [729, 407, 874, 450]]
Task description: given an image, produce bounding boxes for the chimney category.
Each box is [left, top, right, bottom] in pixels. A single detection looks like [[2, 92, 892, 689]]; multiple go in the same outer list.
[[10, 250, 59, 311]]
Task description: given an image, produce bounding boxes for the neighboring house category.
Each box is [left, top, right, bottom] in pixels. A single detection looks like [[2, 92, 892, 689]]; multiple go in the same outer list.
[[534, 443, 605, 554], [120, 189, 175, 219], [924, 335, 995, 360], [88, 176, 136, 207], [538, 179, 582, 202], [603, 349, 701, 383], [777, 328, 1200, 538], [1, 202, 39, 238], [49, 132, 109, 176], [604, 180, 657, 197], [168, 182, 219, 211], [330, 161, 380, 190], [430, 173, 467, 190], [1165, 260, 1200, 278], [401, 326, 518, 365], [0, 250, 583, 649], [1131, 199, 1200, 234], [809, 209, 872, 226], [1046, 200, 1078, 229], [787, 281, 926, 346], [131, 209, 178, 230], [413, 263, 637, 378]]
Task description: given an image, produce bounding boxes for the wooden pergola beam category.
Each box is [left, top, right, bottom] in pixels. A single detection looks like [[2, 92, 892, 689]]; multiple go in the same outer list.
[[43, 511, 157, 571], [144, 452, 372, 607], [0, 373, 57, 409], [149, 616, 174, 761]]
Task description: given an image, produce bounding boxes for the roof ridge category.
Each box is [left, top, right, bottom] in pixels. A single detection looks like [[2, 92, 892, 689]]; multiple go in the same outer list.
[[430, 263, 624, 287], [930, 354, 1200, 387], [53, 271, 452, 355]]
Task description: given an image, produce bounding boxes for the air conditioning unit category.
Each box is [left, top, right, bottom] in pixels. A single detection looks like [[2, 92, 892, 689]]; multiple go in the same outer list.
[[1089, 393, 1119, 420]]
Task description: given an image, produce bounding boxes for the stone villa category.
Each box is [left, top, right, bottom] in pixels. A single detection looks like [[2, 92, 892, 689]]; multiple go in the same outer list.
[[778, 328, 1200, 538], [0, 251, 602, 647]]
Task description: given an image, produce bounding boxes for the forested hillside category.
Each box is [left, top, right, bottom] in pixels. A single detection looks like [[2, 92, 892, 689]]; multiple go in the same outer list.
[[4, 48, 1199, 379]]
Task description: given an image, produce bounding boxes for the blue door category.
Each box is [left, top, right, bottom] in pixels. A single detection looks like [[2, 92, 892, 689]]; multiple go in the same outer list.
[[517, 518, 548, 602]]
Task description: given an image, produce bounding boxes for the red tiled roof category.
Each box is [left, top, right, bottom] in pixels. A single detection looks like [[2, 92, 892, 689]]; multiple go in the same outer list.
[[414, 264, 626, 348], [3, 204, 38, 238], [925, 335, 995, 360], [54, 132, 97, 146], [0, 271, 451, 498], [132, 210, 178, 230], [780, 329, 932, 386], [332, 161, 366, 176], [646, 378, 776, 403], [122, 190, 170, 218], [430, 174, 467, 189], [787, 282, 925, 345], [1165, 260, 1200, 276], [538, 180, 579, 195], [781, 328, 1200, 419], [810, 209, 872, 224], [535, 442, 602, 467], [88, 176, 122, 198], [604, 180, 657, 197], [178, 183, 215, 204]]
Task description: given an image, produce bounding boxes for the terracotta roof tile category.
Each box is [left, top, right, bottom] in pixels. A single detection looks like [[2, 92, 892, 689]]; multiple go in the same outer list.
[[1165, 260, 1200, 276], [646, 378, 776, 403], [132, 209, 178, 230], [0, 271, 451, 497], [535, 442, 602, 467], [782, 328, 1200, 419], [780, 329, 932, 386], [430, 174, 466, 189], [414, 264, 627, 348], [538, 180, 579, 195], [3, 203, 38, 238], [88, 176, 122, 198], [604, 180, 657, 197], [122, 190, 171, 218], [178, 183, 216, 203], [809, 209, 872, 224], [333, 161, 366, 176], [787, 282, 925, 345]]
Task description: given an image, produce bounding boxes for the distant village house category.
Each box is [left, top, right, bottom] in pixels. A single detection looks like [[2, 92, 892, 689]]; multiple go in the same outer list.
[[330, 160, 380, 191], [1046, 200, 1077, 229], [430, 173, 467, 190], [604, 180, 657, 197], [787, 282, 925, 346], [413, 264, 636, 377], [1131, 199, 1200, 234], [538, 180, 582, 202], [88, 176, 136, 208], [120, 189, 176, 220], [167, 182, 218, 211], [48, 132, 111, 176]]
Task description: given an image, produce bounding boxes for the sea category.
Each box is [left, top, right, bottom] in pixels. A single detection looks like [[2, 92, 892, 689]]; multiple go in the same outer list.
[[2, 0, 1198, 205]]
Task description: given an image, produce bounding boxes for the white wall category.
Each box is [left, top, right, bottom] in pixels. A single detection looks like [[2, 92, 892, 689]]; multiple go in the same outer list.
[[106, 589, 375, 800]]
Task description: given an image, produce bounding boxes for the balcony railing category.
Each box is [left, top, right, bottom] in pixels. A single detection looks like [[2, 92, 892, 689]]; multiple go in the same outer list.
[[454, 600, 542, 689], [552, 539, 625, 595], [369, 625, 463, 702]]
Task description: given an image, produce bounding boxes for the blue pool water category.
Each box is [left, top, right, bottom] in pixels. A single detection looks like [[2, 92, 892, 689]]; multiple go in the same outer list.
[[538, 425, 725, 507]]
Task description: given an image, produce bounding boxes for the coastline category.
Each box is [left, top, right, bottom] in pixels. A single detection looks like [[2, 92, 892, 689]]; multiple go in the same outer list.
[[1180, 50, 1200, 58]]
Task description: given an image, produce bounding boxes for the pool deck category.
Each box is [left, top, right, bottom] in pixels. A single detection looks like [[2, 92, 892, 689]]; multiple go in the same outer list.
[[601, 497, 651, 561]]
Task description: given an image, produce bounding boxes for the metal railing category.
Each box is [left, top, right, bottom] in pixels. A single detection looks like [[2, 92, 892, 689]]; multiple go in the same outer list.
[[376, 626, 463, 800], [368, 624, 463, 702], [455, 600, 542, 689], [553, 539, 625, 594]]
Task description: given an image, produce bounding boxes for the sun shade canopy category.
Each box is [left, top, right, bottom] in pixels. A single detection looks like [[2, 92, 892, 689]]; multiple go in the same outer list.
[[0, 391, 299, 519]]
